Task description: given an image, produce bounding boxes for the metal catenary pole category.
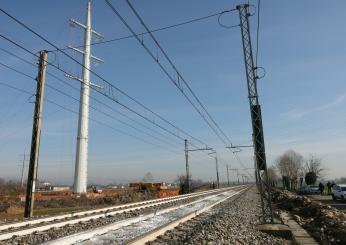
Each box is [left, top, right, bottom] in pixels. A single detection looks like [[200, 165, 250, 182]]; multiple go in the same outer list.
[[24, 50, 47, 218], [236, 4, 273, 223], [184, 140, 212, 193]]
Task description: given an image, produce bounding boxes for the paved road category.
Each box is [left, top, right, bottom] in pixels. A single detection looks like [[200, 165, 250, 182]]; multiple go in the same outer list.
[[307, 194, 346, 212]]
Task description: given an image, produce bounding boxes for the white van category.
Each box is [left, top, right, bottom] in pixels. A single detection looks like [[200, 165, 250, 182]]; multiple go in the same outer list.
[[331, 184, 346, 200]]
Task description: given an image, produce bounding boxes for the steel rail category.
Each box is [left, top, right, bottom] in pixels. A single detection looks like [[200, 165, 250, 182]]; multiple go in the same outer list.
[[42, 186, 248, 245], [0, 186, 244, 241], [128, 187, 249, 245]]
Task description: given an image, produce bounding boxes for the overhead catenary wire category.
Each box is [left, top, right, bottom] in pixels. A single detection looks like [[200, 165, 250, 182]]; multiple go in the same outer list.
[[125, 0, 237, 148], [105, 0, 252, 177], [0, 46, 212, 166], [0, 5, 252, 178], [0, 80, 181, 155], [0, 32, 207, 152], [0, 8, 211, 150], [106, 0, 230, 147], [255, 0, 261, 68], [0, 79, 208, 165], [0, 47, 181, 146], [0, 60, 183, 152], [49, 7, 238, 52]]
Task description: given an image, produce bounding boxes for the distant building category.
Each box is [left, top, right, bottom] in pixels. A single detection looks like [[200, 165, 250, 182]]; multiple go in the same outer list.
[[45, 186, 71, 191]]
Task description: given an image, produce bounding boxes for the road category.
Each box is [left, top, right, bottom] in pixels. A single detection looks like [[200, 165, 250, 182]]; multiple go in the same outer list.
[[307, 194, 346, 212]]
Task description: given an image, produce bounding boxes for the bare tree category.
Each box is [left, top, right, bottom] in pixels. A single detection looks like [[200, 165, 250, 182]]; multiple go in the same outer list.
[[267, 166, 279, 187], [275, 150, 303, 190], [304, 155, 324, 178], [142, 172, 154, 182]]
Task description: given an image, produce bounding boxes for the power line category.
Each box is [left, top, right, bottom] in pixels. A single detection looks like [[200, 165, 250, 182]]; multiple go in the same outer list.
[[255, 0, 261, 67], [0, 81, 209, 168], [106, 0, 253, 174], [0, 61, 34, 80], [49, 8, 237, 52], [124, 0, 242, 152], [0, 5, 251, 174], [0, 47, 35, 66], [0, 59, 182, 152], [106, 0, 231, 147], [0, 80, 180, 154], [0, 48, 218, 165], [0, 47, 180, 146], [0, 8, 211, 150], [0, 33, 207, 152]]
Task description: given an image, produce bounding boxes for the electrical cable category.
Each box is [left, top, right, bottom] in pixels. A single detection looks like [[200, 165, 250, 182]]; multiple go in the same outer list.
[[0, 60, 182, 152], [0, 6, 252, 175], [49, 7, 238, 52], [255, 0, 261, 68], [124, 0, 241, 151], [0, 32, 208, 151], [0, 48, 179, 145], [0, 7, 210, 149], [107, 0, 253, 175], [0, 80, 181, 154], [106, 0, 229, 147]]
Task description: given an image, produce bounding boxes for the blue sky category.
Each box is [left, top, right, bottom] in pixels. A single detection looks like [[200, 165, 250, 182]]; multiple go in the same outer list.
[[0, 0, 345, 185]]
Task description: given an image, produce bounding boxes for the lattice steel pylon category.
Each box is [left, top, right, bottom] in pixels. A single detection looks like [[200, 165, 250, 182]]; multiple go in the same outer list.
[[236, 4, 274, 223]]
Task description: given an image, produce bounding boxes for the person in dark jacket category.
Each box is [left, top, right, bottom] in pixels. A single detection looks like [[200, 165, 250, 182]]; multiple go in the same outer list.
[[319, 182, 324, 195], [327, 181, 331, 195]]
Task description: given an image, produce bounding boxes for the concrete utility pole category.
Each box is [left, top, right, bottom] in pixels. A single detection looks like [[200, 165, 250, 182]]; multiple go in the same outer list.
[[215, 156, 219, 188], [20, 150, 26, 187], [230, 168, 240, 185], [226, 164, 230, 186], [184, 139, 190, 194], [68, 1, 104, 194], [24, 50, 47, 218]]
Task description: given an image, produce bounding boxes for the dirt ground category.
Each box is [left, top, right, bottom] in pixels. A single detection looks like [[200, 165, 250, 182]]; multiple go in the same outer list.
[[307, 194, 346, 213], [272, 189, 346, 244], [0, 190, 157, 221]]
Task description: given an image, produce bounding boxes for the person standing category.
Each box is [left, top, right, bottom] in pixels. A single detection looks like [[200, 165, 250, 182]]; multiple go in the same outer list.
[[319, 182, 324, 195], [327, 181, 331, 195]]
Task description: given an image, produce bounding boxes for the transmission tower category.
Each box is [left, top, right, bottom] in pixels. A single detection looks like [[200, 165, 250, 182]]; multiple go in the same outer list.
[[236, 4, 273, 223], [67, 1, 104, 193]]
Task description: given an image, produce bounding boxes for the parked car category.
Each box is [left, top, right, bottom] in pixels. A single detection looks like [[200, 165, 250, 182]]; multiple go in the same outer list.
[[331, 184, 346, 200], [296, 185, 320, 195], [296, 186, 308, 195], [307, 185, 320, 194]]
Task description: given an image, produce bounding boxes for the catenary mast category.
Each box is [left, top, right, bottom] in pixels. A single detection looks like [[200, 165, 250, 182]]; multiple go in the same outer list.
[[68, 1, 104, 193]]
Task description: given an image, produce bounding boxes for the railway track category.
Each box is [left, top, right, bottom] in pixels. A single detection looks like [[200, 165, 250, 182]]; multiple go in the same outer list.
[[0, 186, 246, 244]]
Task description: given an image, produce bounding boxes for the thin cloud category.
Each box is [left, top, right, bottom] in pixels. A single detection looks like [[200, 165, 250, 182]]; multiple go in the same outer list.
[[282, 94, 346, 120]]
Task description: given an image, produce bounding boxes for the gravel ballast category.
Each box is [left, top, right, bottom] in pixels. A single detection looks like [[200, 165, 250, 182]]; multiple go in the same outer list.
[[2, 189, 240, 245], [148, 186, 289, 245], [1, 197, 204, 245]]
